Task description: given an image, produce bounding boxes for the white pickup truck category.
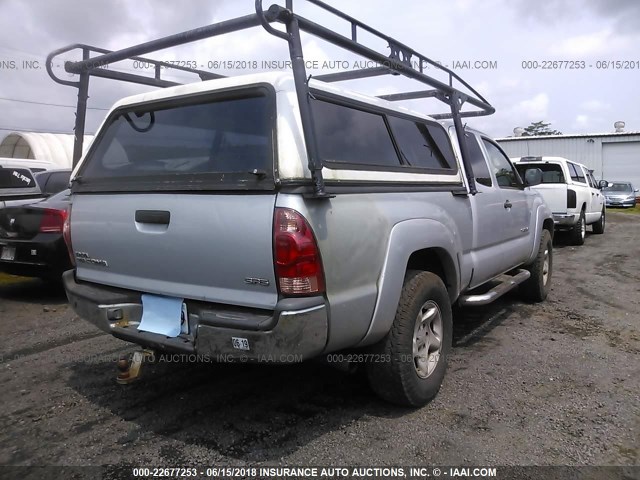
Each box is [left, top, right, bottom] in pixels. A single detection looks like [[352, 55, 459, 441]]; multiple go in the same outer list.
[[513, 156, 605, 245]]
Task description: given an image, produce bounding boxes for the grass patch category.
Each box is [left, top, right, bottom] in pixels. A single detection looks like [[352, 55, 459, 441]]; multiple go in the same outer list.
[[610, 204, 640, 214]]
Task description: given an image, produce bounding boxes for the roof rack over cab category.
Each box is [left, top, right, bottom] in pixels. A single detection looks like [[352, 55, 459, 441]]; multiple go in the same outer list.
[[47, 0, 494, 197]]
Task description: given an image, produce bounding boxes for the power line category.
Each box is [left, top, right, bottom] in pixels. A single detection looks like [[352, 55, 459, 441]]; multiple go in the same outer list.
[[0, 126, 96, 135], [0, 97, 109, 110]]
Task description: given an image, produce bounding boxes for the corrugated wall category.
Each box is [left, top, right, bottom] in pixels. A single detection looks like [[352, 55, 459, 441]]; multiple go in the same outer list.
[[497, 135, 640, 180]]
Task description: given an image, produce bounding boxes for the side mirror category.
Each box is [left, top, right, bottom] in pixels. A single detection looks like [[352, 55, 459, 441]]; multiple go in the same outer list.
[[598, 180, 609, 189], [635, 188, 639, 193], [524, 168, 543, 187]]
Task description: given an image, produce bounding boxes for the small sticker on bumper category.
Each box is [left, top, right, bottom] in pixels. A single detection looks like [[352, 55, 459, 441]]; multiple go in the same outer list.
[[232, 337, 250, 351]]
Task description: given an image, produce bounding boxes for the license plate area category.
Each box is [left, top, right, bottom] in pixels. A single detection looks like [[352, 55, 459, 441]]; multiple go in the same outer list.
[[138, 294, 190, 338], [1, 246, 16, 261]]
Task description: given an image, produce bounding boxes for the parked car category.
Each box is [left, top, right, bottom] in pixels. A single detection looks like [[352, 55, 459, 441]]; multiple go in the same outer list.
[[54, 2, 554, 407], [513, 156, 605, 245], [602, 181, 637, 208], [0, 166, 43, 210], [0, 189, 72, 282]]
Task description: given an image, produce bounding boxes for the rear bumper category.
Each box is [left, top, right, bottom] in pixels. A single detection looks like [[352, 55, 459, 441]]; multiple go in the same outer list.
[[552, 213, 578, 227], [63, 271, 328, 363], [0, 235, 71, 279]]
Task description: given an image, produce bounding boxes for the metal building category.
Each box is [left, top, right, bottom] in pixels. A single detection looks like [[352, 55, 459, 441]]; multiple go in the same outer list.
[[0, 131, 93, 168], [497, 130, 640, 187]]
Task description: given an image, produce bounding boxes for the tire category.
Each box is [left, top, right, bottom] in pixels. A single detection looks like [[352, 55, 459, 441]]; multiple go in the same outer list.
[[366, 270, 452, 407], [520, 229, 553, 302], [592, 208, 605, 234], [569, 210, 586, 245]]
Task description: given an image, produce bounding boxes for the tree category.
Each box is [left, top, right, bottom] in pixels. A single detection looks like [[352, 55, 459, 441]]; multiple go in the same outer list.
[[522, 121, 562, 136]]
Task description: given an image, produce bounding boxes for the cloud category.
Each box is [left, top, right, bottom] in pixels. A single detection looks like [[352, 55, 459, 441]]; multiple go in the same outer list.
[[580, 0, 640, 33], [549, 29, 630, 57], [573, 114, 591, 130], [0, 0, 637, 141], [512, 93, 550, 120], [580, 99, 610, 112], [510, 0, 640, 33]]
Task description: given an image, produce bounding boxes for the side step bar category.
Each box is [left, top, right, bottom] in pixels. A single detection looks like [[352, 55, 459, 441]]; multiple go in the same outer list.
[[458, 269, 530, 307]]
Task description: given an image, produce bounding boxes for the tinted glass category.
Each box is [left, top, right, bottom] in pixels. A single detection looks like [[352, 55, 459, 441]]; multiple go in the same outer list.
[[604, 183, 633, 192], [515, 163, 565, 183], [81, 94, 272, 181], [0, 168, 37, 188], [465, 134, 492, 187], [311, 99, 400, 167], [567, 162, 586, 183], [482, 140, 520, 188], [35, 171, 51, 189], [44, 171, 71, 194], [387, 116, 455, 170]]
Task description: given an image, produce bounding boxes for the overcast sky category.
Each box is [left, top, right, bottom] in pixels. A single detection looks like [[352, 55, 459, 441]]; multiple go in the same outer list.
[[0, 0, 639, 139]]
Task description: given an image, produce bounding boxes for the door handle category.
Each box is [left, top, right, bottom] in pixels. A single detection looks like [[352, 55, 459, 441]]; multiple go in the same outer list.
[[135, 210, 170, 225], [504, 200, 512, 209]]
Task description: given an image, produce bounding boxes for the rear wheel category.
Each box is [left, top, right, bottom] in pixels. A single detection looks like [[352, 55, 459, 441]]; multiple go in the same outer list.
[[366, 271, 452, 407], [569, 210, 586, 245], [592, 208, 605, 234], [520, 229, 553, 302]]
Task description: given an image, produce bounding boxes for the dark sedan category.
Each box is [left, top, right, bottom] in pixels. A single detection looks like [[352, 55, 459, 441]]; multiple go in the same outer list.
[[0, 189, 72, 282]]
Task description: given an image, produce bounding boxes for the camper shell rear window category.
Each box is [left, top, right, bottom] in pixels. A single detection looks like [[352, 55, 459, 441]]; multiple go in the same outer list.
[[74, 86, 276, 192]]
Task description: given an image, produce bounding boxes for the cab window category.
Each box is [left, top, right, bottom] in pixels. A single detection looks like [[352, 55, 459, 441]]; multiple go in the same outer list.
[[482, 139, 521, 188]]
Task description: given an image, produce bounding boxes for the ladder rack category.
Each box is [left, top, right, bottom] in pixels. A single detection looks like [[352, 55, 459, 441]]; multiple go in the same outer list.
[[47, 0, 494, 196]]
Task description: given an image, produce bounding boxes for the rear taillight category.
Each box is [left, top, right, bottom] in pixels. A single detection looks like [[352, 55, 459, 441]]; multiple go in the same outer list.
[[567, 188, 577, 209], [273, 208, 325, 296], [62, 206, 75, 266], [39, 208, 67, 233]]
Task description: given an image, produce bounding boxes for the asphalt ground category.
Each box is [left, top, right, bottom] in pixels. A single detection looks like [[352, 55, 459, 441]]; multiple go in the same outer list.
[[0, 212, 638, 478]]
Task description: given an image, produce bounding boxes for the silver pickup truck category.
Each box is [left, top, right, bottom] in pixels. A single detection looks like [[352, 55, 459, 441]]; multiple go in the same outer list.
[[51, 1, 553, 406]]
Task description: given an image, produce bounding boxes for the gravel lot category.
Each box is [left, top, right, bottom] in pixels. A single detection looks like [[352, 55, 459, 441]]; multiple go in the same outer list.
[[0, 213, 638, 472]]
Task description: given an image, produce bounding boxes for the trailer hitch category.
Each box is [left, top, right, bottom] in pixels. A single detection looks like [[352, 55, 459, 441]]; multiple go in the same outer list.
[[116, 349, 155, 384]]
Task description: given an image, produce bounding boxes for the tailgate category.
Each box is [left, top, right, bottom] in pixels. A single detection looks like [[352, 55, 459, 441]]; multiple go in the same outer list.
[[71, 193, 279, 309], [529, 184, 568, 214]]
